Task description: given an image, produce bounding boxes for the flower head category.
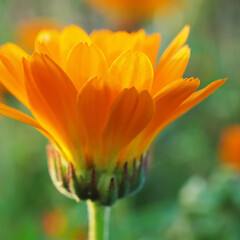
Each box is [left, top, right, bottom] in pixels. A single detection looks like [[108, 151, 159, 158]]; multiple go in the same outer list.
[[0, 25, 226, 205], [219, 125, 240, 171]]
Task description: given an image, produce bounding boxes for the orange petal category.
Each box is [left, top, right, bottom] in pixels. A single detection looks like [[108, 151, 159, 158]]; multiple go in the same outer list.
[[0, 43, 29, 107], [129, 30, 161, 66], [162, 79, 227, 131], [152, 26, 190, 95], [0, 43, 28, 60], [35, 29, 61, 66], [141, 33, 161, 66], [0, 103, 64, 152], [91, 30, 138, 65], [66, 43, 108, 91], [77, 77, 115, 164], [29, 54, 78, 116], [23, 54, 82, 162], [130, 78, 200, 156], [102, 88, 154, 161], [159, 25, 190, 64], [23, 56, 69, 139], [91, 29, 160, 66], [60, 25, 91, 65], [110, 50, 153, 91], [152, 45, 190, 95], [0, 103, 40, 128]]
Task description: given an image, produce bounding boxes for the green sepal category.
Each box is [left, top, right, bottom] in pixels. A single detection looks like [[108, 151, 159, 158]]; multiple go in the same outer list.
[[118, 162, 130, 198], [47, 144, 150, 206], [97, 174, 118, 206]]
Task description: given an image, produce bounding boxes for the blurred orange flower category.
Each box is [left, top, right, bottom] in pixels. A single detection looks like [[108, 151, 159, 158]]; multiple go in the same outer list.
[[16, 18, 62, 52], [87, 0, 184, 20], [43, 210, 67, 238], [219, 125, 240, 171], [0, 25, 226, 171], [42, 209, 87, 239]]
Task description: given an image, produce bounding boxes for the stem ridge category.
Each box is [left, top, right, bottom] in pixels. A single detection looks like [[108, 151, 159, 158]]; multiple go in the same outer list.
[[87, 201, 111, 240]]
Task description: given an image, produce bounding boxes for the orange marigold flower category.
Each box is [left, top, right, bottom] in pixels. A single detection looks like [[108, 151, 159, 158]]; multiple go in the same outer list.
[[0, 25, 226, 205], [219, 125, 240, 171]]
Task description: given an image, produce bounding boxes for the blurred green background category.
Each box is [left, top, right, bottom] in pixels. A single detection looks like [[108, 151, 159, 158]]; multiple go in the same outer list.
[[0, 0, 240, 239]]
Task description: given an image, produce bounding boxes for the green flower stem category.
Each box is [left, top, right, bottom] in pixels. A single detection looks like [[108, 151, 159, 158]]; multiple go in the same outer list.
[[87, 201, 111, 240]]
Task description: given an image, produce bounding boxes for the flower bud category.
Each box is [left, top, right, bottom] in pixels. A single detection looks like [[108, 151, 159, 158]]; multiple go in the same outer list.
[[47, 144, 150, 206]]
